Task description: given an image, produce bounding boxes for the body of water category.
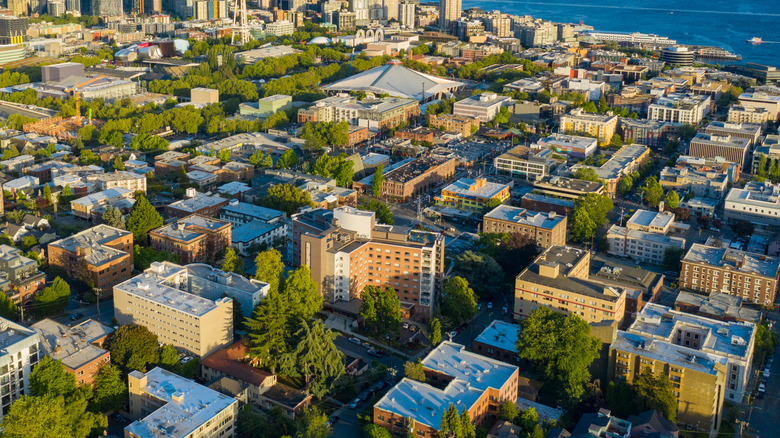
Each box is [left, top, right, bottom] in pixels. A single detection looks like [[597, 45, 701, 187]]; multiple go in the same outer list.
[[463, 0, 780, 66]]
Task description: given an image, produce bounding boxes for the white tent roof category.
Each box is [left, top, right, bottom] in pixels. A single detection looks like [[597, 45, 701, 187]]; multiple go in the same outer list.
[[322, 61, 464, 102]]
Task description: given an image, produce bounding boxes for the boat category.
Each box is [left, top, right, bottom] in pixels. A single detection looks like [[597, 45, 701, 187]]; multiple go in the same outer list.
[[747, 37, 763, 44]]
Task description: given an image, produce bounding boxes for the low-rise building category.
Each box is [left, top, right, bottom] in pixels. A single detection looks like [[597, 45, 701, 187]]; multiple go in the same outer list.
[[482, 205, 567, 248], [31, 319, 113, 387], [125, 367, 239, 438], [373, 342, 519, 437], [675, 291, 762, 324], [47, 225, 133, 296], [568, 144, 651, 197], [728, 105, 770, 127], [86, 170, 147, 193], [298, 94, 420, 132], [70, 187, 135, 221], [0, 318, 41, 419], [702, 121, 762, 147], [165, 188, 229, 219], [453, 92, 513, 122], [532, 133, 598, 158], [0, 244, 45, 305], [472, 320, 521, 366], [520, 192, 575, 215], [618, 118, 676, 149], [724, 180, 780, 227], [514, 246, 628, 325], [0, 154, 34, 173], [736, 92, 780, 119], [752, 134, 780, 173], [427, 113, 480, 137], [435, 178, 510, 212], [494, 146, 562, 180], [680, 242, 780, 305], [381, 156, 456, 201], [560, 108, 618, 142], [532, 175, 604, 200], [150, 215, 231, 265], [659, 156, 735, 199], [606, 209, 686, 265], [648, 93, 710, 125]]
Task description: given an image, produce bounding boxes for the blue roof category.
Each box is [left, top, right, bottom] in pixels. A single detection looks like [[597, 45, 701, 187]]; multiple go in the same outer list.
[[232, 222, 284, 243], [222, 202, 284, 222]]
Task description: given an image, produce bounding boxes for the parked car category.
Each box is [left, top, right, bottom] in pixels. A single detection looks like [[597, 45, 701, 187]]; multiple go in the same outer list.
[[367, 349, 383, 357], [758, 383, 766, 393], [487, 302, 493, 309], [502, 305, 509, 315], [349, 337, 362, 345], [402, 323, 409, 330], [328, 415, 340, 424], [349, 398, 361, 409]]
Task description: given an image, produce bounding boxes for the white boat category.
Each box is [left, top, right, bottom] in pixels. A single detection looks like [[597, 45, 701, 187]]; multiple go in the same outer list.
[[747, 37, 763, 44]]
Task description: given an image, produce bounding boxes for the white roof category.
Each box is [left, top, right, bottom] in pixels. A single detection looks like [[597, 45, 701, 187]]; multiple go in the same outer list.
[[322, 61, 463, 101]]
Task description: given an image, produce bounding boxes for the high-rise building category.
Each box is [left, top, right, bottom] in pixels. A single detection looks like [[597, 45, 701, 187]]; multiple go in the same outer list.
[[47, 0, 65, 16], [7, 0, 27, 16], [91, 0, 121, 15], [0, 318, 41, 420], [383, 0, 397, 21], [398, 1, 414, 27], [438, 0, 460, 33], [65, 0, 79, 12], [349, 0, 368, 26], [0, 17, 28, 44]]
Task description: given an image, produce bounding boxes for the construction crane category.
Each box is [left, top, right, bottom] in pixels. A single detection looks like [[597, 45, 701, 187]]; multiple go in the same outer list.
[[65, 76, 105, 121]]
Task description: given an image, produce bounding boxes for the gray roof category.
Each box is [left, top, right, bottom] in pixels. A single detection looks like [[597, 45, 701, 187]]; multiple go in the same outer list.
[[322, 62, 464, 101]]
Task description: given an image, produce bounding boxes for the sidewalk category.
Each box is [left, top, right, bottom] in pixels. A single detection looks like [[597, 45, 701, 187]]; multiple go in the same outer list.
[[323, 314, 411, 359]]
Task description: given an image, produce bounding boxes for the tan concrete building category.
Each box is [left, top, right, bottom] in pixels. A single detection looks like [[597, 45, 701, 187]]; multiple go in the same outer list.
[[514, 246, 628, 325], [126, 367, 238, 438], [114, 263, 235, 358], [381, 156, 456, 201], [560, 107, 618, 142], [292, 207, 445, 321], [728, 105, 770, 127], [86, 170, 147, 194], [428, 113, 480, 137], [165, 189, 229, 219], [150, 215, 231, 265], [482, 204, 567, 248], [48, 225, 133, 297], [436, 177, 510, 212], [680, 243, 780, 306]]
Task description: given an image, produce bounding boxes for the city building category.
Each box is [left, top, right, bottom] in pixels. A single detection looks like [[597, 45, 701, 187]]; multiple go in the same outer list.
[[702, 121, 762, 147], [482, 205, 567, 248], [200, 339, 311, 417], [240, 94, 293, 118], [728, 105, 770, 126], [734, 92, 780, 119], [660, 46, 695, 66], [648, 93, 710, 125], [438, 0, 461, 32], [618, 118, 676, 150], [606, 210, 686, 265], [380, 156, 456, 201], [150, 215, 231, 265], [675, 291, 762, 324], [0, 244, 45, 306], [47, 225, 133, 297], [165, 189, 229, 219], [0, 155, 34, 174], [453, 92, 513, 123], [298, 95, 420, 132], [86, 171, 147, 193], [126, 367, 238, 438], [752, 134, 780, 173], [514, 246, 628, 325], [292, 207, 445, 321], [568, 144, 651, 197], [398, 1, 415, 28], [0, 318, 41, 419], [520, 192, 575, 216], [435, 178, 510, 212], [265, 20, 295, 36], [31, 319, 113, 387], [472, 320, 521, 366], [427, 113, 480, 137], [532, 133, 598, 158], [0, 17, 28, 45], [70, 187, 135, 221], [680, 242, 780, 306], [531, 175, 604, 200], [724, 180, 780, 227], [190, 87, 219, 105], [571, 410, 632, 438], [494, 146, 562, 181], [373, 342, 519, 436], [560, 108, 618, 142]]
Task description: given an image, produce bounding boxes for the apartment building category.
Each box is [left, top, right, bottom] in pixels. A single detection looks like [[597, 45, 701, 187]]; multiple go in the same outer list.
[[568, 144, 651, 197], [0, 318, 41, 419], [150, 215, 231, 265], [514, 246, 628, 325], [618, 118, 676, 149], [675, 291, 762, 324], [736, 92, 780, 119], [648, 93, 710, 125], [373, 342, 519, 437], [165, 189, 229, 219], [472, 320, 522, 366], [71, 187, 135, 221], [126, 368, 238, 438], [520, 193, 575, 216], [680, 243, 780, 306], [752, 134, 780, 173], [609, 303, 755, 433], [427, 113, 480, 137], [559, 108, 618, 142], [482, 205, 567, 248], [86, 170, 147, 193], [494, 146, 562, 180], [381, 156, 456, 201], [606, 210, 686, 265], [532, 175, 604, 200], [219, 200, 288, 256], [533, 133, 598, 158], [660, 155, 738, 199], [453, 92, 512, 122], [48, 225, 134, 296], [297, 95, 420, 132], [435, 178, 510, 212], [702, 121, 762, 146], [724, 180, 780, 227], [292, 207, 444, 321], [728, 105, 770, 127], [31, 319, 113, 387], [0, 244, 45, 305]]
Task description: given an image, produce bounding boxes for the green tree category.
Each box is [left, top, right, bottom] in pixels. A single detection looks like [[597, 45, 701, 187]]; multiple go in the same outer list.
[[662, 248, 684, 271], [364, 423, 392, 438], [91, 364, 127, 413], [295, 406, 332, 438], [34, 276, 71, 316], [516, 306, 600, 404], [634, 369, 677, 422], [126, 194, 164, 245], [441, 276, 477, 325], [283, 266, 323, 321], [260, 184, 313, 216], [1, 394, 107, 438], [665, 190, 680, 209], [59, 184, 73, 206], [0, 292, 17, 320], [440, 404, 462, 437], [574, 167, 600, 183], [133, 245, 179, 270], [430, 318, 442, 346], [359, 199, 394, 224], [113, 155, 125, 170], [755, 324, 779, 361], [246, 289, 291, 373], [29, 356, 77, 398], [249, 151, 263, 167], [678, 123, 697, 141], [254, 248, 285, 295], [618, 176, 633, 195], [360, 285, 402, 337], [42, 183, 52, 206], [277, 149, 299, 169], [404, 359, 425, 381], [158, 344, 179, 371], [460, 409, 476, 438], [570, 207, 598, 243], [518, 407, 539, 431], [109, 324, 161, 373], [102, 206, 126, 229], [482, 197, 503, 215], [221, 247, 244, 274], [218, 149, 231, 162], [372, 164, 384, 197], [452, 251, 503, 295], [498, 400, 518, 421], [641, 177, 664, 207], [280, 320, 345, 399]]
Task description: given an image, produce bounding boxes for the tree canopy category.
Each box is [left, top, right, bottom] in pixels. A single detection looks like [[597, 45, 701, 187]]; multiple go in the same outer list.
[[359, 199, 394, 224], [34, 277, 71, 317], [441, 276, 477, 325], [359, 285, 402, 337], [126, 194, 164, 245], [254, 248, 285, 295], [109, 325, 161, 373], [221, 247, 244, 274], [280, 320, 345, 399], [260, 184, 313, 216]]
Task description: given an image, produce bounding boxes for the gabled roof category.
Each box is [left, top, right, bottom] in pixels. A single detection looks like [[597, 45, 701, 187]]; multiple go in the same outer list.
[[322, 61, 463, 101]]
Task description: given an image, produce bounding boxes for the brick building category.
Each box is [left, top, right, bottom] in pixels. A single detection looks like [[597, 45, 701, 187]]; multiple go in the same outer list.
[[32, 319, 113, 387], [150, 215, 232, 264], [381, 156, 456, 201], [482, 205, 567, 248], [165, 188, 229, 219]]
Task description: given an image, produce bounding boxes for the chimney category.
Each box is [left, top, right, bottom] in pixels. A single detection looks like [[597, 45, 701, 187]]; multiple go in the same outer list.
[[659, 200, 665, 212]]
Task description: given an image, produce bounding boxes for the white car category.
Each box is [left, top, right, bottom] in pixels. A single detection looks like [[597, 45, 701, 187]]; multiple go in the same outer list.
[[487, 302, 493, 309]]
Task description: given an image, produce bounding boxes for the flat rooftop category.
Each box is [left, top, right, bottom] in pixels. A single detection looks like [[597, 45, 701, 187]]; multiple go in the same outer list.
[[534, 175, 603, 193], [0, 317, 38, 353], [454, 93, 512, 108], [71, 187, 132, 207], [536, 133, 597, 151], [385, 156, 451, 184], [168, 193, 227, 212], [153, 215, 230, 242], [520, 192, 575, 208], [116, 271, 226, 317], [474, 320, 519, 354], [484, 205, 565, 230], [683, 243, 780, 278], [627, 210, 674, 230], [442, 178, 508, 200], [221, 202, 284, 222], [125, 368, 237, 438], [32, 319, 112, 370]]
